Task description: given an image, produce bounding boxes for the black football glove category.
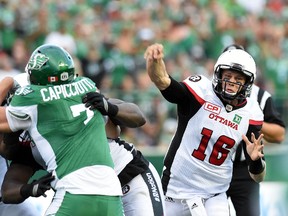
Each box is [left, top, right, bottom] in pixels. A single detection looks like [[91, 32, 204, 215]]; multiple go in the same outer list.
[[20, 172, 55, 199], [82, 92, 119, 116]]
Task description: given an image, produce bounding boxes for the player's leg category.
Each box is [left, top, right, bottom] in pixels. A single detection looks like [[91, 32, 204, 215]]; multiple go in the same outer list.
[[45, 189, 124, 216], [0, 199, 40, 216], [146, 162, 166, 215], [122, 162, 165, 216], [165, 197, 191, 216], [205, 193, 229, 216], [230, 180, 260, 216], [122, 174, 154, 216]]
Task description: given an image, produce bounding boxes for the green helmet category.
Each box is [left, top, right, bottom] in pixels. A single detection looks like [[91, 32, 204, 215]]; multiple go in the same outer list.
[[25, 44, 75, 85]]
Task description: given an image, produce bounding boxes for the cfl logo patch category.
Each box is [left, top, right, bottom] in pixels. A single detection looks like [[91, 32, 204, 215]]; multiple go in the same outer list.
[[122, 185, 130, 195], [60, 72, 69, 81], [204, 102, 221, 114]]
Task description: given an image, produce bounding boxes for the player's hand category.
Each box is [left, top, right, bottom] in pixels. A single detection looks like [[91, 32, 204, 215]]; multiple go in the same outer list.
[[82, 92, 118, 116], [144, 43, 170, 90], [144, 43, 164, 61], [242, 133, 264, 161], [20, 172, 55, 199]]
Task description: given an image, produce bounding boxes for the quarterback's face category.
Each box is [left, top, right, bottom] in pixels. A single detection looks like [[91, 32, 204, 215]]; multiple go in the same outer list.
[[221, 70, 246, 95]]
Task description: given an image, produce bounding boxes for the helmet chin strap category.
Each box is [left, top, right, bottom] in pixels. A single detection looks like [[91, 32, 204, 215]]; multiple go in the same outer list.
[[219, 95, 237, 112]]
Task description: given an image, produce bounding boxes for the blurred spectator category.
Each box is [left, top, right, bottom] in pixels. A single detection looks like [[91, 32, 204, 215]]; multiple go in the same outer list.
[[44, 21, 77, 55], [0, 51, 21, 81], [11, 38, 30, 72], [0, 0, 287, 149], [81, 45, 107, 88]]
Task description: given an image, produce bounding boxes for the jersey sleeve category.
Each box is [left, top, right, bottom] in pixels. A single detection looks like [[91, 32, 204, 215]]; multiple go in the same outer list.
[[6, 106, 32, 132], [161, 75, 203, 115], [160, 76, 191, 103], [247, 97, 264, 127], [262, 97, 286, 128]]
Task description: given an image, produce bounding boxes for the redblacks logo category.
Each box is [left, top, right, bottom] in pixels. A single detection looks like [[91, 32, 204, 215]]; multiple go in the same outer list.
[[204, 102, 221, 115]]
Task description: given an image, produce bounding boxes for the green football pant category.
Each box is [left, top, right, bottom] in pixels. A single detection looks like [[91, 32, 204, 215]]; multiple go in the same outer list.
[[46, 192, 124, 216]]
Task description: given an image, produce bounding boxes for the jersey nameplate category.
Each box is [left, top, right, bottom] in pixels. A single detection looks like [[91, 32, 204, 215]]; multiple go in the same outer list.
[[40, 78, 95, 102]]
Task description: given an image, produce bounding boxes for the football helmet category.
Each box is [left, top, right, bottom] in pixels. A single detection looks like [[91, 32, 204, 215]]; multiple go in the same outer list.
[[212, 49, 256, 100], [25, 44, 75, 85], [222, 44, 244, 53]]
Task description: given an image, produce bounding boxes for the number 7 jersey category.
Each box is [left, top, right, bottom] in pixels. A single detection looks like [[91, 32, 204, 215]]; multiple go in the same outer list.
[[5, 75, 122, 196], [162, 75, 263, 199]]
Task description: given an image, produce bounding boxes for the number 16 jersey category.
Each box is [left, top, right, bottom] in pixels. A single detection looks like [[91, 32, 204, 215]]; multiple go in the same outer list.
[[162, 75, 263, 199]]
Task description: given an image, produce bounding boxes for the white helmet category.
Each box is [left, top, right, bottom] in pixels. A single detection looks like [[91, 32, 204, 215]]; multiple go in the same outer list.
[[212, 49, 256, 100]]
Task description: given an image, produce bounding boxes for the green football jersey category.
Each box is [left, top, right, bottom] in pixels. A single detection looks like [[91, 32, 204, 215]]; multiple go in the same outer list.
[[7, 76, 122, 196]]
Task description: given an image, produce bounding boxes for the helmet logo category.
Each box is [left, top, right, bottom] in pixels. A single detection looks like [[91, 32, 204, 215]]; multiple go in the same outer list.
[[27, 53, 49, 70], [60, 72, 69, 81]]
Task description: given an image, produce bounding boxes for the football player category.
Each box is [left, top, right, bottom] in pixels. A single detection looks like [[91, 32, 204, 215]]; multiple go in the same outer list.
[[0, 69, 166, 216], [145, 43, 266, 215], [0, 44, 124, 216]]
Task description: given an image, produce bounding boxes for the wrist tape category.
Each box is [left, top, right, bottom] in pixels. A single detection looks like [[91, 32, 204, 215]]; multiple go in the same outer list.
[[249, 158, 265, 174]]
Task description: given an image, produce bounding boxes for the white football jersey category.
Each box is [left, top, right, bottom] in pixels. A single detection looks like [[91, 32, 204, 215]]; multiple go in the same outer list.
[[165, 75, 263, 199], [108, 138, 134, 175], [250, 84, 271, 110]]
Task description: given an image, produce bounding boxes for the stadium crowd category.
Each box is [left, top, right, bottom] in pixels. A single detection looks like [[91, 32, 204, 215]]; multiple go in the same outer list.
[[0, 0, 287, 150]]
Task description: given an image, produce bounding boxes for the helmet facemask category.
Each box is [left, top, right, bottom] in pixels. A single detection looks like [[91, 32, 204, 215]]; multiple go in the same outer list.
[[213, 67, 254, 101], [212, 49, 256, 102]]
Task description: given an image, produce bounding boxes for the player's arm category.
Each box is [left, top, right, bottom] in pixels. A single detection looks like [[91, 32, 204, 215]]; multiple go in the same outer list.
[[0, 77, 14, 105], [0, 77, 16, 133], [261, 97, 286, 143], [242, 125, 266, 183], [0, 107, 12, 133], [107, 98, 146, 128], [144, 43, 197, 109], [1, 163, 54, 204], [1, 146, 54, 204], [82, 93, 146, 128], [1, 163, 36, 203], [0, 130, 23, 160], [144, 43, 171, 90], [105, 118, 120, 139], [261, 122, 285, 143]]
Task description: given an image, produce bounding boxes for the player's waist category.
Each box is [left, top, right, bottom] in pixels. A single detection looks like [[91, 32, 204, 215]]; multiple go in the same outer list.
[[53, 165, 122, 196]]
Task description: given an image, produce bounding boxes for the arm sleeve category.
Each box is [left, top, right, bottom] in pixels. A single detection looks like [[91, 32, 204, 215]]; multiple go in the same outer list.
[[5, 108, 31, 132], [160, 76, 190, 103], [262, 97, 286, 128], [160, 76, 201, 115]]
